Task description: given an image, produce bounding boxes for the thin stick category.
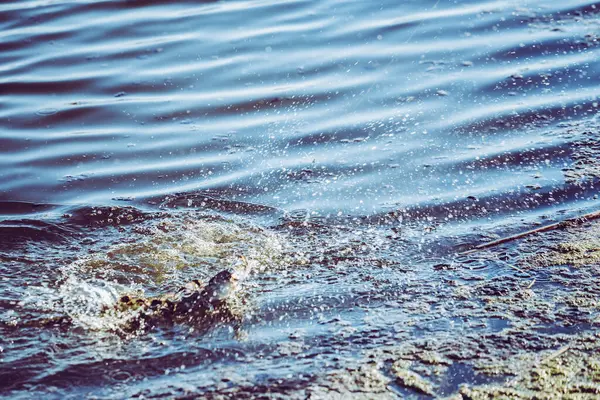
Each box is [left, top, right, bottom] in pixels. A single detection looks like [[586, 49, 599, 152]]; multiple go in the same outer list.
[[527, 279, 536, 289], [541, 344, 570, 364], [508, 264, 525, 273], [460, 210, 600, 255], [507, 344, 571, 386]]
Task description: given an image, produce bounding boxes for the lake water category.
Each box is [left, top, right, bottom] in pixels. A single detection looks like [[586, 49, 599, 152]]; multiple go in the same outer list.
[[2, 0, 600, 398]]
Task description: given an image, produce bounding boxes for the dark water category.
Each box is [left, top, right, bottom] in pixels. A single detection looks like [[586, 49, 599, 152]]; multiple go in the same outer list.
[[2, 0, 600, 398]]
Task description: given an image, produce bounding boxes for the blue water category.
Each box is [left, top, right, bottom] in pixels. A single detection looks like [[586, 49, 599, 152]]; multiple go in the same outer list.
[[1, 0, 600, 398], [2, 0, 598, 216]]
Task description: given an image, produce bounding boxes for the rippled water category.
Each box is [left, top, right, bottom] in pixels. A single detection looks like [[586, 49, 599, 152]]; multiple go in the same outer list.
[[2, 0, 600, 398]]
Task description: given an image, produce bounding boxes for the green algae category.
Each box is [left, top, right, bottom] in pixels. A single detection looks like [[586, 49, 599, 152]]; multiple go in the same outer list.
[[305, 365, 394, 400], [11, 203, 600, 398], [326, 217, 600, 399], [391, 360, 435, 395], [460, 336, 600, 399], [522, 235, 600, 269], [516, 220, 600, 270]]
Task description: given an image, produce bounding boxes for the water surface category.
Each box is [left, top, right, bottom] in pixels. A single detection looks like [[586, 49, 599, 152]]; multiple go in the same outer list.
[[2, 0, 600, 398]]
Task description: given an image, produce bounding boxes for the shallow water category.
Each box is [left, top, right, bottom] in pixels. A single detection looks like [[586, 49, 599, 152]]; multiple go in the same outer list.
[[2, 0, 600, 398]]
